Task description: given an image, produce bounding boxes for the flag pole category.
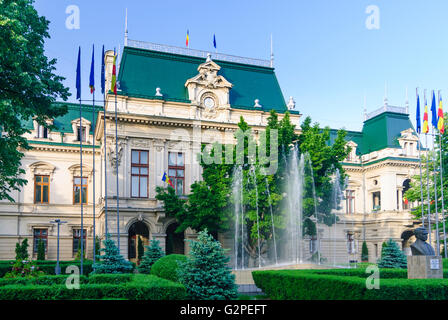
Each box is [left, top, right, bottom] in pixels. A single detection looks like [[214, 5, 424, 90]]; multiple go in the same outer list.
[[439, 130, 447, 257], [101, 46, 108, 241], [113, 49, 120, 253], [90, 45, 96, 264], [432, 91, 440, 255], [417, 89, 425, 229], [76, 47, 84, 275], [438, 90, 447, 257], [425, 90, 432, 245]]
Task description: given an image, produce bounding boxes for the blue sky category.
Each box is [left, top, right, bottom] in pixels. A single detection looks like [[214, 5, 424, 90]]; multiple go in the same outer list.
[[34, 0, 448, 131]]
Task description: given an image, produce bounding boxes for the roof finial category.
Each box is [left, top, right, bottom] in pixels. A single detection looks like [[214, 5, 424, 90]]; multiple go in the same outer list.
[[124, 8, 128, 46], [364, 93, 367, 120], [270, 33, 274, 68], [405, 87, 409, 114], [383, 81, 388, 108]]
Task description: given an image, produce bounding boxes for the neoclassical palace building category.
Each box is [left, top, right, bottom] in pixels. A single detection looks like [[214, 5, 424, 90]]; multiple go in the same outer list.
[[0, 40, 424, 264]]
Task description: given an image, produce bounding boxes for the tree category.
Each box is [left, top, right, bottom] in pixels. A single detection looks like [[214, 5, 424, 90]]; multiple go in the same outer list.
[[36, 239, 45, 260], [361, 241, 369, 262], [378, 238, 407, 269], [91, 239, 133, 274], [74, 238, 85, 261], [138, 239, 165, 274], [177, 229, 238, 300], [0, 0, 70, 201]]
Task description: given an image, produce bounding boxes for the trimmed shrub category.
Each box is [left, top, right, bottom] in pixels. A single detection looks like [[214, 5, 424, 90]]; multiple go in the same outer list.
[[0, 275, 186, 300], [252, 269, 448, 300], [0, 275, 88, 287], [88, 273, 132, 284], [138, 239, 164, 274], [0, 260, 94, 277], [150, 254, 187, 282]]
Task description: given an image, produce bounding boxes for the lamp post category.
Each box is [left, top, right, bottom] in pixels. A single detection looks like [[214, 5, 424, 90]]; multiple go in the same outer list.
[[50, 219, 67, 275]]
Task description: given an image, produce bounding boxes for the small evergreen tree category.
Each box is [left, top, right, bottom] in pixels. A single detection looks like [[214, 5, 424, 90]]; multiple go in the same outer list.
[[361, 241, 369, 262], [91, 239, 133, 274], [178, 229, 238, 300], [138, 239, 165, 274], [137, 237, 144, 262], [378, 238, 407, 269], [37, 240, 45, 261], [15, 238, 29, 261]]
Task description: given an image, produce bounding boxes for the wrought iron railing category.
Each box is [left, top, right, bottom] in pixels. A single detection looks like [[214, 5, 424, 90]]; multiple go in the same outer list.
[[366, 105, 407, 120], [127, 39, 271, 68]]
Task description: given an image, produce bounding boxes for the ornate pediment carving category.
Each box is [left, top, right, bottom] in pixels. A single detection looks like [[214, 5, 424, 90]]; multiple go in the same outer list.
[[185, 56, 232, 114]]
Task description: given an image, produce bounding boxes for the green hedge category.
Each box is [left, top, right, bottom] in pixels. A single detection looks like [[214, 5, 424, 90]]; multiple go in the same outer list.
[[252, 269, 448, 300], [88, 273, 133, 284], [0, 275, 186, 300], [150, 254, 187, 283], [0, 275, 89, 287], [0, 261, 94, 277]]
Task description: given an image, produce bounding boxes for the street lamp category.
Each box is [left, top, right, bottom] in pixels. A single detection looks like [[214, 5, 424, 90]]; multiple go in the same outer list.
[[50, 219, 67, 275]]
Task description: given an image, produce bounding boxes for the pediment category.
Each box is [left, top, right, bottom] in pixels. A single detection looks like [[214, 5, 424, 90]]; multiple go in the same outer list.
[[399, 128, 418, 141]]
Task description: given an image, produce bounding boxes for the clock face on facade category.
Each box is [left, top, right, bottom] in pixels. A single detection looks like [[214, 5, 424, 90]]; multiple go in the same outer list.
[[203, 97, 215, 109]]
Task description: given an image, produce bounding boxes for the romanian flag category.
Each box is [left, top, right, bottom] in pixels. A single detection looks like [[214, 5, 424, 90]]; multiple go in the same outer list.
[[186, 30, 189, 47], [162, 172, 174, 189], [423, 95, 429, 134], [438, 92, 444, 134], [111, 52, 117, 95]]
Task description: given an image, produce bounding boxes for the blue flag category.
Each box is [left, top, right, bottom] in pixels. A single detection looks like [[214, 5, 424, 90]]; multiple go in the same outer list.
[[89, 45, 95, 94], [416, 92, 421, 134], [213, 34, 216, 49], [76, 47, 81, 100], [101, 45, 105, 94], [431, 90, 438, 128]]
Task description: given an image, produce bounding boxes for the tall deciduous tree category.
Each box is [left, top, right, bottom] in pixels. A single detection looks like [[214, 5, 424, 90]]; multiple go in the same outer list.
[[0, 0, 69, 201]]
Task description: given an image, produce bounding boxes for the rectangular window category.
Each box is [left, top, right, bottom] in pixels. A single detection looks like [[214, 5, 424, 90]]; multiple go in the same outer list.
[[73, 229, 87, 255], [73, 177, 88, 204], [131, 150, 149, 198], [33, 229, 48, 254], [34, 175, 49, 204], [346, 190, 355, 214], [372, 191, 381, 211], [168, 152, 185, 196], [77, 126, 86, 142]]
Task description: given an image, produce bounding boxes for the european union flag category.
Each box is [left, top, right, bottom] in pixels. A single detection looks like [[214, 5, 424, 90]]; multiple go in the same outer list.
[[89, 45, 95, 94], [431, 90, 438, 128], [213, 34, 216, 49], [416, 91, 421, 134], [101, 45, 105, 94], [76, 47, 81, 100]]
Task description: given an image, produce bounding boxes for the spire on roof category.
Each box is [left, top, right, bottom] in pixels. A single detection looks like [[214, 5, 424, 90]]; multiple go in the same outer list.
[[383, 81, 388, 109], [270, 33, 274, 68], [405, 87, 409, 114], [124, 8, 128, 47]]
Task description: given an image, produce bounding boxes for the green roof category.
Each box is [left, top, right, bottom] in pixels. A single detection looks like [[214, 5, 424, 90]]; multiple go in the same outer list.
[[117, 47, 289, 113], [23, 102, 103, 135], [330, 111, 419, 155]]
